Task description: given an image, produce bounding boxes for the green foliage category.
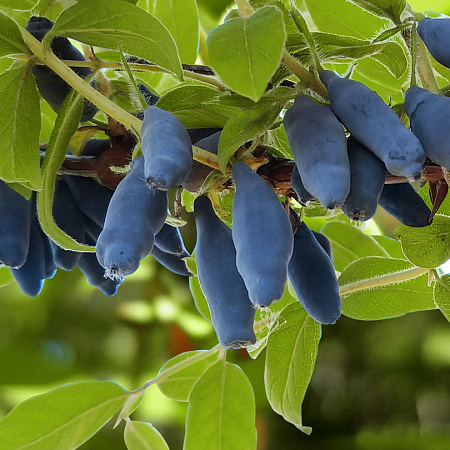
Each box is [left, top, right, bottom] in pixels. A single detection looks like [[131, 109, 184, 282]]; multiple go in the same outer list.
[[339, 257, 435, 320], [0, 63, 41, 189], [0, 0, 450, 448], [0, 381, 129, 449], [184, 360, 257, 450], [49, 0, 183, 79], [207, 6, 286, 101], [395, 215, 450, 268], [124, 421, 170, 450], [265, 302, 321, 433]]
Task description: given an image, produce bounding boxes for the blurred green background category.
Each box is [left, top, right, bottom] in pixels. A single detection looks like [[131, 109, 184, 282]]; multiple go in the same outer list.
[[2, 0, 450, 449]]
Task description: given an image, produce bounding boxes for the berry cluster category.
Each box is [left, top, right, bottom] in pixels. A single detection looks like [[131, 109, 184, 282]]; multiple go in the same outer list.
[[2, 14, 450, 351]]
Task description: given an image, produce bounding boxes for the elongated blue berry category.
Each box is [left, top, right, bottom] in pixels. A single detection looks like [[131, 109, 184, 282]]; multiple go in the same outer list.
[[417, 17, 450, 68], [155, 223, 189, 257], [25, 16, 97, 122], [404, 85, 450, 169], [288, 222, 341, 324], [284, 95, 350, 208], [232, 162, 294, 307], [141, 106, 193, 190], [342, 136, 387, 221], [0, 180, 31, 268], [378, 183, 432, 227], [96, 157, 168, 279], [194, 196, 256, 348], [151, 245, 192, 277], [320, 70, 425, 178]]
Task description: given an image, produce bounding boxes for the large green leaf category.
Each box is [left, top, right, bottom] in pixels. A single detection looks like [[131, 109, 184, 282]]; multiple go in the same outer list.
[[339, 257, 435, 320], [265, 302, 321, 433], [0, 381, 129, 450], [395, 215, 450, 268], [248, 283, 297, 359], [434, 275, 450, 323], [37, 90, 96, 252], [304, 0, 387, 39], [156, 84, 233, 128], [218, 101, 284, 172], [141, 0, 200, 64], [124, 421, 169, 450], [184, 360, 257, 450], [346, 0, 406, 24], [157, 350, 220, 402], [0, 11, 29, 57], [49, 0, 183, 79], [321, 222, 390, 272], [0, 62, 42, 189], [207, 6, 286, 101]]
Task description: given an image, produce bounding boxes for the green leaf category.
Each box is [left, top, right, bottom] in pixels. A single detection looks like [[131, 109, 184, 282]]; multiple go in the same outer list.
[[37, 90, 96, 252], [124, 421, 169, 450], [304, 0, 387, 40], [261, 123, 294, 159], [265, 302, 321, 433], [186, 255, 213, 323], [339, 257, 434, 320], [420, 184, 450, 217], [434, 275, 450, 323], [0, 266, 14, 288], [0, 11, 29, 57], [372, 235, 406, 259], [207, 6, 286, 101], [346, 0, 406, 24], [156, 84, 233, 128], [0, 381, 129, 450], [249, 283, 297, 359], [0, 62, 42, 189], [49, 0, 183, 79], [218, 101, 284, 172], [143, 0, 199, 64], [157, 349, 220, 401], [370, 40, 408, 78], [184, 360, 257, 450], [395, 215, 450, 268], [321, 222, 390, 272]]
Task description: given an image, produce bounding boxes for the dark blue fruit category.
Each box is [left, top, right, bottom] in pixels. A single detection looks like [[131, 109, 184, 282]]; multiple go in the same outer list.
[[187, 128, 222, 144], [77, 235, 123, 296], [25, 16, 97, 122], [312, 230, 334, 264], [283, 95, 350, 208], [291, 164, 315, 203], [320, 70, 425, 178], [182, 131, 221, 192], [288, 221, 341, 324], [154, 223, 189, 257], [404, 85, 450, 169], [342, 136, 387, 221], [231, 161, 294, 307], [65, 176, 113, 228], [417, 17, 450, 68], [96, 157, 168, 279], [50, 179, 86, 271], [194, 195, 256, 348], [0, 180, 31, 268], [141, 106, 193, 190], [81, 139, 111, 157], [9, 198, 46, 296], [138, 84, 159, 106], [378, 183, 432, 227], [150, 245, 191, 276]]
